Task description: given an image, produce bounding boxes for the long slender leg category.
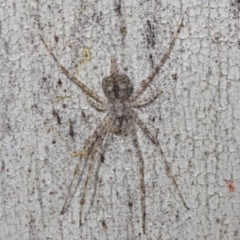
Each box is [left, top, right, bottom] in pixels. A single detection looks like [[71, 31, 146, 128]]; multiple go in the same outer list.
[[39, 35, 108, 104], [71, 112, 112, 158], [110, 55, 119, 74], [130, 90, 162, 108], [129, 118, 146, 234], [89, 153, 106, 208], [60, 113, 113, 214], [60, 154, 84, 215], [129, 20, 184, 102], [79, 123, 113, 226], [130, 109, 189, 210], [87, 97, 109, 112]]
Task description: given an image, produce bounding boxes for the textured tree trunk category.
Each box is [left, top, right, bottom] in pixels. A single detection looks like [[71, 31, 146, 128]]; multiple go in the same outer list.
[[1, 0, 240, 239]]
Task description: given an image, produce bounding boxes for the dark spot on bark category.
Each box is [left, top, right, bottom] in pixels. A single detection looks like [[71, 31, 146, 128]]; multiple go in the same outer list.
[[114, 0, 122, 15], [69, 119, 74, 140], [120, 25, 127, 38], [52, 109, 61, 125], [45, 145, 49, 152], [101, 220, 108, 229], [2, 161, 5, 171], [55, 36, 59, 42], [100, 154, 105, 163], [146, 20, 155, 48], [58, 79, 62, 86], [172, 73, 177, 80]]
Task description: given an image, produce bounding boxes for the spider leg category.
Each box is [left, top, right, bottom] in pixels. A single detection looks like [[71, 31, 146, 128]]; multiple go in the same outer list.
[[89, 153, 105, 208], [110, 55, 119, 74], [129, 19, 184, 102], [129, 117, 146, 234], [79, 121, 114, 226], [130, 90, 162, 108], [39, 35, 108, 104], [71, 112, 112, 158], [87, 97, 109, 112], [130, 109, 189, 210], [60, 112, 113, 214]]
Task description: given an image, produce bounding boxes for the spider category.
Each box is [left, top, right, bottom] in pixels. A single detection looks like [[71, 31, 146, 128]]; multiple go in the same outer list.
[[40, 19, 188, 234]]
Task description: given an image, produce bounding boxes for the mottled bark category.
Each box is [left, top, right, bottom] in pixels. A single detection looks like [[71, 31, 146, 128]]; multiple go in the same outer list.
[[1, 0, 240, 239]]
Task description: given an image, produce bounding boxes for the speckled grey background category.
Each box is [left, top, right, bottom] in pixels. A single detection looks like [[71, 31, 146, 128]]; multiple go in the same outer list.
[[1, 0, 240, 239]]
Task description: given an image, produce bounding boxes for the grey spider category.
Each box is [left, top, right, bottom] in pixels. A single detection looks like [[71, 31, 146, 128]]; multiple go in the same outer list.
[[40, 19, 188, 234]]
